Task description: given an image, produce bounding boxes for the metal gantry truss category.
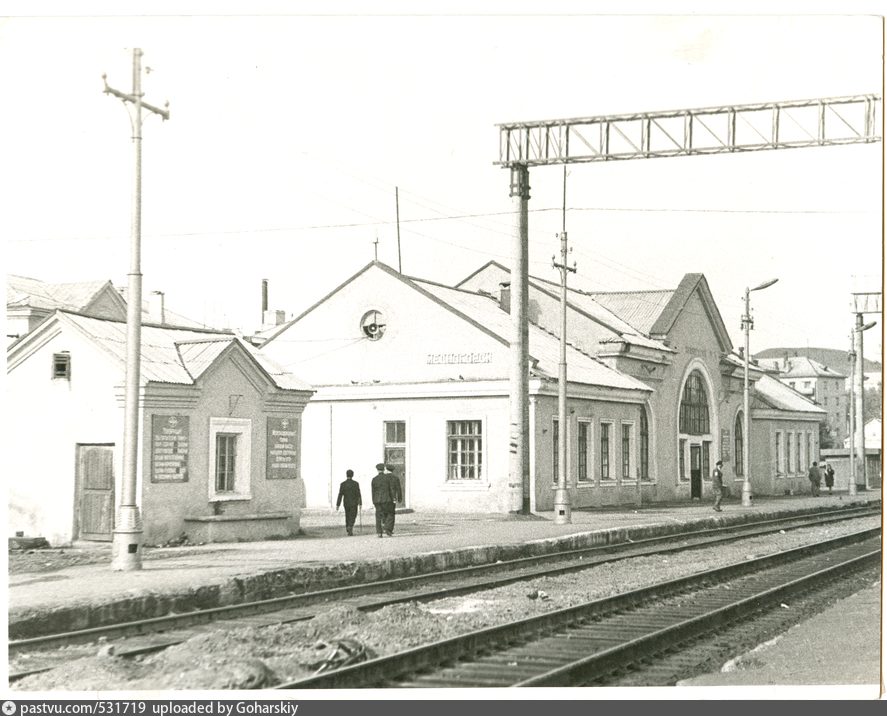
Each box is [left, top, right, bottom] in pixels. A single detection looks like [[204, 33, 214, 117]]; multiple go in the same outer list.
[[498, 95, 881, 167]]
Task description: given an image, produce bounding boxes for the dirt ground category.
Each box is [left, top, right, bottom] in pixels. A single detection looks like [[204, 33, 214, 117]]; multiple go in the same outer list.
[[11, 517, 880, 691]]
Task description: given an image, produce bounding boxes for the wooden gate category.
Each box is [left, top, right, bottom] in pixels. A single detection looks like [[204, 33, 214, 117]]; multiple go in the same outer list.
[[76, 444, 115, 541]]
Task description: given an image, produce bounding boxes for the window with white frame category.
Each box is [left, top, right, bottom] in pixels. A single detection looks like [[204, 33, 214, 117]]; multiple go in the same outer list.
[[578, 419, 592, 482], [679, 438, 687, 481], [808, 432, 815, 467], [52, 352, 71, 380], [208, 417, 252, 500], [787, 432, 795, 475], [795, 432, 802, 473], [447, 420, 482, 480], [776, 432, 784, 476], [621, 422, 634, 481], [734, 412, 744, 477], [702, 440, 711, 480], [600, 421, 613, 481], [639, 409, 650, 481]]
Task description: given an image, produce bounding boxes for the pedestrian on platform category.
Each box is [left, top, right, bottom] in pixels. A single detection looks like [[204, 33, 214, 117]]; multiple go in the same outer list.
[[807, 461, 822, 497], [822, 460, 835, 494], [712, 460, 724, 512], [371, 463, 398, 538], [383, 464, 403, 536], [336, 469, 362, 536]]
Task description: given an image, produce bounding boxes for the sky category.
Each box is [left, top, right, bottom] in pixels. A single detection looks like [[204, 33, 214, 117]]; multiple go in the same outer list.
[[2, 4, 884, 361]]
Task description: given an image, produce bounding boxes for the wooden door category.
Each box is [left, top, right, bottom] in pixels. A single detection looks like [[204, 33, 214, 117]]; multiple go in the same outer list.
[[77, 444, 115, 541], [690, 444, 702, 499]]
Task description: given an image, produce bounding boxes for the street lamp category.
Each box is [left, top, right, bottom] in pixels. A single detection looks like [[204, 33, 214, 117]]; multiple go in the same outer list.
[[848, 319, 877, 496], [741, 278, 778, 508]]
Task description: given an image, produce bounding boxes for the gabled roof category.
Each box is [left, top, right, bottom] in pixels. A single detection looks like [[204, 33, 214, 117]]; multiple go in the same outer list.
[[753, 373, 826, 414], [586, 289, 675, 335], [7, 274, 119, 313], [757, 355, 847, 380], [9, 311, 311, 392], [646, 273, 732, 353]]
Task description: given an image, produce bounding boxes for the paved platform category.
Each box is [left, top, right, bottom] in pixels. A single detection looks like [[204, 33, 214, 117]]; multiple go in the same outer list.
[[7, 491, 881, 639]]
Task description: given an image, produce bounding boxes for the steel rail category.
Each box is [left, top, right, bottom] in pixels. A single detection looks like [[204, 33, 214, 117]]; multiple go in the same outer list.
[[275, 527, 880, 689], [8, 506, 877, 657]]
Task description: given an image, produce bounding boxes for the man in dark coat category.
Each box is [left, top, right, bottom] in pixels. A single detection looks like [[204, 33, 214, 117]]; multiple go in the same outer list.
[[712, 460, 724, 512], [336, 469, 362, 536], [371, 463, 398, 538], [807, 461, 822, 497], [382, 464, 403, 536]]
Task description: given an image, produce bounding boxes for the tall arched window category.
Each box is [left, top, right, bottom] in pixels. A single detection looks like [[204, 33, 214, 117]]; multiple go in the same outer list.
[[679, 371, 710, 435], [734, 412, 744, 476], [639, 407, 650, 481]]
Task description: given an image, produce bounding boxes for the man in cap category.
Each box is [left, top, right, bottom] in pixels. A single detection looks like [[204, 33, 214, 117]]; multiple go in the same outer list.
[[371, 463, 398, 538], [382, 464, 403, 536], [712, 459, 724, 512], [335, 469, 362, 536]]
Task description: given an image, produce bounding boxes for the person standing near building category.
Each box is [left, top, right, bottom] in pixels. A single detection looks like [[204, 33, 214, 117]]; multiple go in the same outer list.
[[336, 469, 362, 536], [712, 460, 724, 512], [382, 464, 403, 536], [822, 460, 835, 494], [807, 461, 822, 497], [371, 463, 398, 538]]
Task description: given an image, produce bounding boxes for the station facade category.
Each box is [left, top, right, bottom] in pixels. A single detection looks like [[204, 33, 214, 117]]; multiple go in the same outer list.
[[261, 261, 825, 513], [6, 311, 312, 546]]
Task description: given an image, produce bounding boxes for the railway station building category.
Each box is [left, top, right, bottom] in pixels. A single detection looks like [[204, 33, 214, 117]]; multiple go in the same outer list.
[[261, 261, 825, 513], [6, 310, 313, 546]]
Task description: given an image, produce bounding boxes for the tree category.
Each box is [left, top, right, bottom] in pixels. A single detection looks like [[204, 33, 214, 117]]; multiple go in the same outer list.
[[819, 422, 836, 450], [863, 384, 882, 425]]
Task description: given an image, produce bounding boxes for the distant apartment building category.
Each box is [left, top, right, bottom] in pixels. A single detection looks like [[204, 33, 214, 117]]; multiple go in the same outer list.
[[755, 355, 848, 445]]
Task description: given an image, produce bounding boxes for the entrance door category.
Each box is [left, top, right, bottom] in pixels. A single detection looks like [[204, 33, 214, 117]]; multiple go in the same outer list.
[[76, 444, 115, 541], [383, 421, 406, 508], [690, 444, 702, 500]]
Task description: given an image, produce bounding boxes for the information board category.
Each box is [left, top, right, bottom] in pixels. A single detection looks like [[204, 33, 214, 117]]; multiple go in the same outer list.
[[720, 427, 731, 462], [267, 416, 299, 480], [151, 414, 189, 482]]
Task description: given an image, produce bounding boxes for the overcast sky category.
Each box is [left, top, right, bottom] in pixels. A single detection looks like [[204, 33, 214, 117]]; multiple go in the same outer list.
[[2, 5, 883, 360]]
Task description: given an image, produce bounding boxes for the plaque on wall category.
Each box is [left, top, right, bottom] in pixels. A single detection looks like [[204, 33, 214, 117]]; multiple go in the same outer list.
[[267, 417, 299, 480], [151, 415, 190, 482], [720, 427, 731, 462]]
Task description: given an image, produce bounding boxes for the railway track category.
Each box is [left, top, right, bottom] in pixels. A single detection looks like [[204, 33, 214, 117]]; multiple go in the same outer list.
[[274, 528, 880, 688], [8, 506, 879, 684]]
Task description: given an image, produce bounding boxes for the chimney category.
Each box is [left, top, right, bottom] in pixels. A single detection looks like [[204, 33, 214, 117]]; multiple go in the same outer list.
[[499, 281, 511, 313], [783, 352, 790, 371], [148, 291, 165, 324], [261, 279, 269, 322]]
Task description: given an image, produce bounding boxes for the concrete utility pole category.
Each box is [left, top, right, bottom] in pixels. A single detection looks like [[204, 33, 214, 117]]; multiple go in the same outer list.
[[849, 292, 880, 493], [848, 330, 856, 495], [103, 49, 169, 571], [553, 169, 576, 524]]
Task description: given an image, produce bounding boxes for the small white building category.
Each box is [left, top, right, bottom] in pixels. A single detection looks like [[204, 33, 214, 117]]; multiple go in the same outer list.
[[7, 310, 312, 546]]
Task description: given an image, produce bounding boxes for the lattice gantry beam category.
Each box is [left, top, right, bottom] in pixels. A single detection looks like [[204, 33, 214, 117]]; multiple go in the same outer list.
[[497, 95, 881, 167]]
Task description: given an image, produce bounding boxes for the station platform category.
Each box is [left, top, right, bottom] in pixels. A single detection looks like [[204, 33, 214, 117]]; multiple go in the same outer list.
[[7, 490, 881, 639]]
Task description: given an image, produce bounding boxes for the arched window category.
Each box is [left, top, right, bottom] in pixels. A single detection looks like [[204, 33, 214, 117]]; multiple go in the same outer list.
[[734, 412, 744, 476], [679, 371, 710, 435], [639, 408, 649, 481]]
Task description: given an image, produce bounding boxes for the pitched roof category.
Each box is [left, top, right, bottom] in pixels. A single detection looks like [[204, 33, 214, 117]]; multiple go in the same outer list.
[[46, 312, 310, 391], [410, 277, 652, 393], [7, 275, 112, 312], [753, 373, 826, 413], [586, 289, 674, 335], [756, 355, 847, 380]]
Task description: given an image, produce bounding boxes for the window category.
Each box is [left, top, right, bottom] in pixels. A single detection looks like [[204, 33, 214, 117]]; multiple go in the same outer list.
[[776, 432, 784, 476], [208, 417, 252, 500], [552, 418, 559, 484], [679, 371, 710, 434], [447, 420, 482, 480], [808, 432, 815, 466], [578, 420, 591, 482], [52, 353, 71, 380], [600, 422, 612, 481], [795, 433, 802, 473], [215, 434, 237, 492], [385, 421, 406, 444], [621, 423, 633, 480], [702, 441, 711, 480], [787, 432, 795, 475], [639, 409, 650, 481], [679, 438, 687, 480], [734, 412, 744, 477]]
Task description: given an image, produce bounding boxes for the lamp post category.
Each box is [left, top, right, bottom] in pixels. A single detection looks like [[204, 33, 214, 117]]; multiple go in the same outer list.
[[849, 318, 877, 495], [741, 278, 778, 508]]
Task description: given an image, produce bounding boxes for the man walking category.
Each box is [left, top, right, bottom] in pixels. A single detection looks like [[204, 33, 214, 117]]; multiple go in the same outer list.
[[712, 459, 724, 512], [336, 469, 362, 536], [382, 464, 403, 536], [371, 463, 398, 538], [807, 461, 822, 497]]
